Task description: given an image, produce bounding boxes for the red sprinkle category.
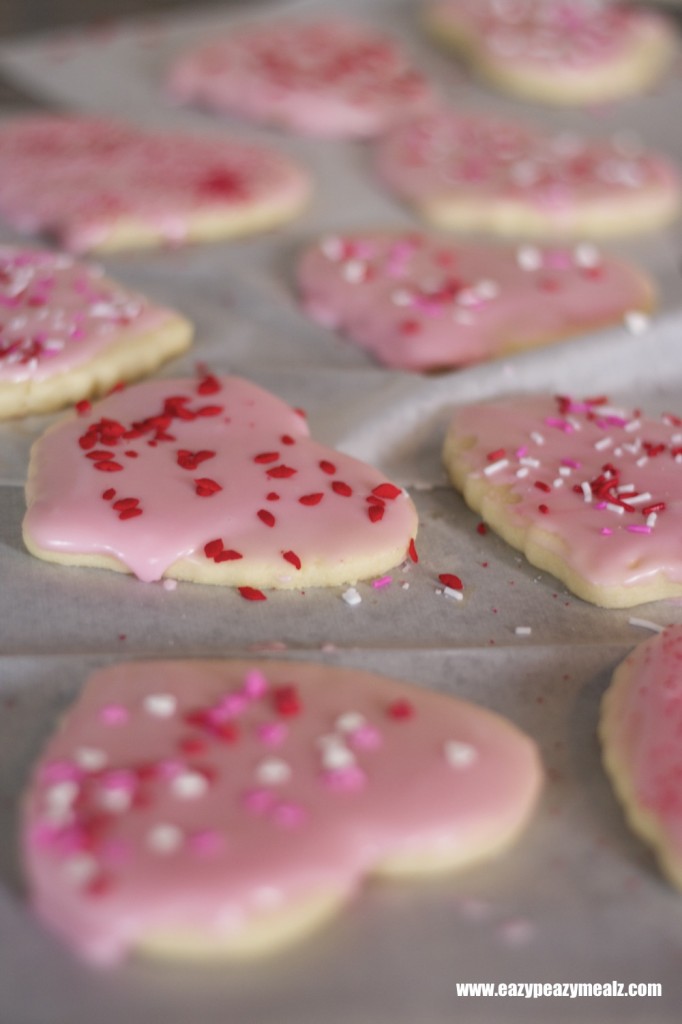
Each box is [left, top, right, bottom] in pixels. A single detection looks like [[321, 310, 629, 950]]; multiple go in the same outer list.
[[257, 509, 276, 528], [93, 460, 123, 472], [194, 478, 222, 497], [196, 405, 223, 418], [266, 465, 297, 479], [75, 400, 91, 416], [438, 573, 463, 591], [332, 480, 353, 497], [113, 498, 140, 512], [408, 538, 419, 563], [387, 699, 414, 720], [119, 507, 143, 521], [86, 450, 115, 460], [319, 460, 336, 475], [273, 685, 301, 717], [239, 587, 267, 602], [299, 493, 324, 506], [204, 538, 224, 560], [102, 488, 116, 501], [538, 504, 550, 514], [486, 448, 506, 462], [476, 522, 487, 535], [197, 374, 221, 395], [368, 504, 385, 523], [371, 483, 402, 500], [534, 481, 551, 493], [281, 435, 295, 446], [282, 550, 302, 570], [177, 449, 216, 471], [254, 452, 280, 464], [266, 492, 280, 501]]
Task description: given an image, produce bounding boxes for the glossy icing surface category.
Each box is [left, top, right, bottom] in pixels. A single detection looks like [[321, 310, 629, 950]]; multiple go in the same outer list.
[[428, 0, 672, 75], [0, 247, 172, 383], [24, 374, 417, 585], [375, 109, 680, 221], [603, 626, 682, 876], [298, 230, 652, 371], [169, 18, 435, 137], [23, 659, 542, 963], [448, 394, 682, 590], [0, 116, 310, 252]]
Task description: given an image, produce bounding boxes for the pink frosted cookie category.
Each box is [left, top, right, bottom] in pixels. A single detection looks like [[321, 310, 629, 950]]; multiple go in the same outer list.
[[601, 625, 682, 890], [0, 116, 310, 253], [297, 230, 654, 372], [22, 659, 542, 963], [444, 394, 682, 607], [168, 18, 435, 138], [23, 374, 418, 593], [0, 246, 192, 419], [375, 109, 680, 238], [424, 0, 677, 105]]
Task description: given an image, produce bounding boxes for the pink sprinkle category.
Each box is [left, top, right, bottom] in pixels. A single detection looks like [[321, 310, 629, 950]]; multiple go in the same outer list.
[[544, 417, 574, 433], [156, 758, 185, 780], [272, 801, 308, 828], [627, 525, 652, 535], [372, 576, 392, 590], [101, 769, 136, 793], [514, 445, 528, 458], [257, 721, 288, 746], [243, 669, 268, 699], [594, 501, 607, 510], [29, 821, 59, 850], [188, 830, 224, 858], [600, 527, 613, 536], [322, 765, 367, 792], [40, 759, 82, 784], [99, 704, 129, 726], [560, 457, 581, 469], [217, 693, 247, 717], [242, 787, 276, 815], [348, 724, 382, 750]]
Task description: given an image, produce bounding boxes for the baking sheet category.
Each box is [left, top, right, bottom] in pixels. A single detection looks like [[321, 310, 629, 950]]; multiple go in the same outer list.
[[1, 0, 682, 1021]]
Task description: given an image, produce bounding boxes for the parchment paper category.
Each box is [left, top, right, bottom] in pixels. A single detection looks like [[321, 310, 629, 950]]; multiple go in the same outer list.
[[1, 1, 682, 1021]]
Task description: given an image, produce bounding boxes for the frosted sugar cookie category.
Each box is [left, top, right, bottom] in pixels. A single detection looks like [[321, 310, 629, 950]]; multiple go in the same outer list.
[[0, 247, 192, 419], [423, 0, 677, 105], [22, 658, 542, 963], [0, 116, 310, 253], [23, 374, 418, 593], [444, 394, 682, 607], [375, 109, 680, 238], [168, 18, 435, 137], [298, 230, 654, 372], [601, 625, 682, 890]]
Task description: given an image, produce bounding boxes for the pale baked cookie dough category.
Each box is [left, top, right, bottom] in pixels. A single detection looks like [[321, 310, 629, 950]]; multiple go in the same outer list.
[[0, 116, 311, 253], [298, 230, 655, 372], [423, 0, 677, 106], [601, 626, 682, 890], [22, 658, 543, 964], [443, 394, 682, 608], [0, 246, 192, 419], [23, 374, 418, 595], [375, 109, 681, 238], [168, 17, 435, 137]]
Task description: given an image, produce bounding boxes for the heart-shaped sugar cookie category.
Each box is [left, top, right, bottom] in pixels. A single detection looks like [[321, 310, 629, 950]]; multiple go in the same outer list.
[[424, 0, 677, 105], [23, 374, 418, 593], [375, 108, 680, 238], [0, 116, 310, 253], [298, 230, 654, 371], [23, 659, 542, 963], [601, 626, 682, 890], [444, 394, 682, 607]]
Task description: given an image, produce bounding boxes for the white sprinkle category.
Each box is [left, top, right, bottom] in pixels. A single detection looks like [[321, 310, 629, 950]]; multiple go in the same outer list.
[[321, 236, 343, 261], [574, 242, 600, 269], [519, 456, 540, 468], [63, 854, 98, 887], [391, 287, 413, 307], [628, 618, 665, 634], [45, 780, 79, 811], [321, 744, 355, 771], [475, 278, 499, 300], [516, 467, 529, 479], [147, 823, 183, 854], [552, 478, 563, 489], [443, 586, 464, 601], [89, 301, 119, 318], [624, 311, 650, 335], [74, 747, 107, 772], [514, 626, 532, 636], [646, 512, 658, 528], [530, 431, 545, 446], [624, 419, 641, 433], [444, 740, 477, 768], [342, 259, 367, 284], [342, 587, 362, 606], [594, 437, 612, 451], [636, 456, 649, 468], [517, 245, 542, 272], [255, 757, 291, 786], [171, 771, 208, 800], [606, 502, 625, 515], [401, 581, 410, 590], [99, 789, 131, 813], [484, 457, 509, 476], [627, 492, 652, 506], [559, 466, 572, 477], [144, 693, 177, 718], [162, 578, 177, 591], [335, 712, 366, 733]]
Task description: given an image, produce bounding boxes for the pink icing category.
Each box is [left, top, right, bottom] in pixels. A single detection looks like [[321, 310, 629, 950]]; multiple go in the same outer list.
[[375, 109, 680, 228], [298, 230, 652, 371], [428, 0, 673, 77], [606, 626, 682, 861], [22, 659, 542, 964], [23, 374, 417, 587], [448, 394, 682, 592], [168, 18, 435, 137], [0, 116, 310, 252], [0, 246, 173, 383]]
